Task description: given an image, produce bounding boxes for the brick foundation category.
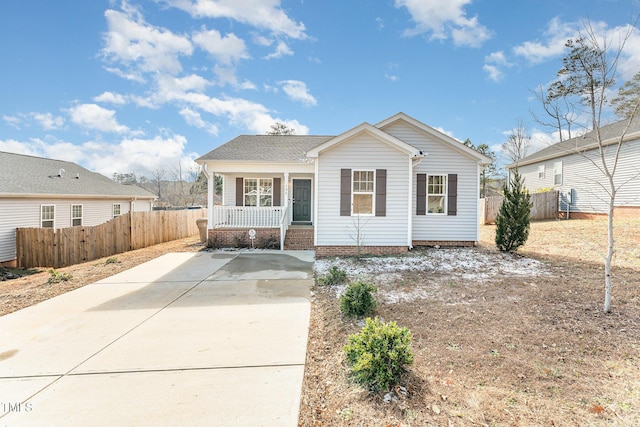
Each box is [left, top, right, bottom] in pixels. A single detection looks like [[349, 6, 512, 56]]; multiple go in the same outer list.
[[315, 246, 408, 257], [412, 240, 476, 247], [207, 228, 280, 249]]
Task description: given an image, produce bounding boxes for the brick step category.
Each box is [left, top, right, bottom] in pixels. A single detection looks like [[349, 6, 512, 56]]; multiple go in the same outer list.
[[284, 228, 314, 250]]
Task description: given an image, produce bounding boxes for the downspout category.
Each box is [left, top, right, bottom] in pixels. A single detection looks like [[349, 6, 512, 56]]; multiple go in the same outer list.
[[409, 153, 425, 249]]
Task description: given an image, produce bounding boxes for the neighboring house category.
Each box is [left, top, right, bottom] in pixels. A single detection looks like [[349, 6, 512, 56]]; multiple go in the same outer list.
[[507, 117, 640, 218], [0, 152, 156, 265], [196, 113, 492, 256]]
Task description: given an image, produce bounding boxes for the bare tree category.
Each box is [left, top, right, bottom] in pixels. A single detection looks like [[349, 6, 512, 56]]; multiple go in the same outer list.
[[545, 21, 638, 313], [151, 168, 166, 200], [267, 121, 295, 135], [530, 85, 577, 141], [502, 118, 531, 164]]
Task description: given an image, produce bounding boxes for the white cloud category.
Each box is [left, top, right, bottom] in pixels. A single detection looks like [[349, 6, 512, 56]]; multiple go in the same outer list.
[[160, 0, 307, 39], [264, 41, 293, 59], [3, 115, 22, 129], [385, 74, 399, 82], [101, 6, 193, 77], [94, 91, 128, 105], [0, 138, 41, 155], [395, 0, 492, 47], [278, 80, 317, 106], [179, 107, 219, 135], [31, 112, 65, 130], [483, 51, 512, 82], [68, 103, 129, 134], [192, 28, 249, 64], [513, 17, 580, 64]]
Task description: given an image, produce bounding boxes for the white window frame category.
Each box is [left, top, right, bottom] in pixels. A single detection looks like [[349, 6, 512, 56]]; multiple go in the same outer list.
[[71, 204, 83, 226], [244, 178, 273, 207], [554, 161, 563, 186], [352, 170, 375, 216], [427, 175, 447, 215], [113, 203, 121, 218], [41, 205, 55, 228], [538, 164, 546, 179]]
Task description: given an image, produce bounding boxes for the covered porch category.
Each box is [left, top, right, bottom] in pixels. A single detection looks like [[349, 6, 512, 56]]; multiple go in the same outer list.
[[204, 170, 315, 250]]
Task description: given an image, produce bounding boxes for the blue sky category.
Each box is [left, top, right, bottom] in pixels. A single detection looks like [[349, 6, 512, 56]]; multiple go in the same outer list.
[[2, 0, 639, 178]]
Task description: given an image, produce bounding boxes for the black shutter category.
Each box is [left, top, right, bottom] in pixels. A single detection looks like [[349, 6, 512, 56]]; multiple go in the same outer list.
[[236, 177, 244, 206], [447, 174, 457, 216], [416, 174, 426, 215], [273, 178, 281, 206], [375, 169, 386, 216], [340, 169, 351, 216]]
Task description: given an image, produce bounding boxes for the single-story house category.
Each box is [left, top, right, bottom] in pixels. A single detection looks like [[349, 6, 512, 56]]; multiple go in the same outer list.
[[195, 113, 492, 256], [507, 117, 640, 218], [0, 151, 156, 266]]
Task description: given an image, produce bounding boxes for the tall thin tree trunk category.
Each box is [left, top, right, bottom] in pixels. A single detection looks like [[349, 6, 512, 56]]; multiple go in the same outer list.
[[604, 177, 615, 313]]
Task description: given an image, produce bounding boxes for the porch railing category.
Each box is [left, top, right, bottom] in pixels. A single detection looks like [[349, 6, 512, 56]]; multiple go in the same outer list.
[[212, 206, 285, 228]]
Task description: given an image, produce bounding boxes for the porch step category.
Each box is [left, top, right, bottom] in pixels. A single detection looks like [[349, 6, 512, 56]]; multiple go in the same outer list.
[[284, 226, 314, 250]]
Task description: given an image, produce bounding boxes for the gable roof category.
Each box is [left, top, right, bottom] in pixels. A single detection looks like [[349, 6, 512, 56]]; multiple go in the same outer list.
[[0, 151, 155, 199], [508, 116, 640, 168], [196, 135, 333, 163], [376, 112, 494, 165], [305, 122, 423, 158]]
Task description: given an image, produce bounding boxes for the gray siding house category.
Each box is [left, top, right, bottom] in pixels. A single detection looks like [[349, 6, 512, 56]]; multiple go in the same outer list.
[[196, 113, 492, 256], [507, 118, 640, 218], [0, 152, 156, 265]]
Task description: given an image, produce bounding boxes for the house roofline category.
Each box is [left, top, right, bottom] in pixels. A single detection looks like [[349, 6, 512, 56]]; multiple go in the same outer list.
[[306, 122, 423, 158], [507, 126, 640, 169], [0, 194, 156, 200], [376, 112, 493, 165]]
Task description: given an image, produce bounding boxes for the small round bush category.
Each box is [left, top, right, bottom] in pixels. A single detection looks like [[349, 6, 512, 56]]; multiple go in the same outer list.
[[340, 281, 377, 317], [319, 266, 348, 286], [343, 317, 414, 392]]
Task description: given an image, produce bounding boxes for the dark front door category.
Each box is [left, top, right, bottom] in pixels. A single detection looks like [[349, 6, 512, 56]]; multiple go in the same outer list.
[[293, 179, 311, 223]]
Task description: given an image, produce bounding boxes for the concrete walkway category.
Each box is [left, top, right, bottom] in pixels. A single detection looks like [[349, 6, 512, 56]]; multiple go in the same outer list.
[[0, 250, 314, 426]]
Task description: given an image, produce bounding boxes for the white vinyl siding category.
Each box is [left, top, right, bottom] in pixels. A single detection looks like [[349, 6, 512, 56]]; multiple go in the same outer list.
[[0, 198, 150, 263], [382, 122, 481, 242], [518, 139, 640, 214], [316, 134, 409, 247]]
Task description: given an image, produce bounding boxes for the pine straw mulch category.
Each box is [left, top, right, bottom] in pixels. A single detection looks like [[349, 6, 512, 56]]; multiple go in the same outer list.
[[299, 219, 640, 426]]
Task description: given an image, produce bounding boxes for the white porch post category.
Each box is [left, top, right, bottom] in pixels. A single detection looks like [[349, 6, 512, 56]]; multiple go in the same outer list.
[[207, 168, 215, 232], [284, 172, 290, 209]]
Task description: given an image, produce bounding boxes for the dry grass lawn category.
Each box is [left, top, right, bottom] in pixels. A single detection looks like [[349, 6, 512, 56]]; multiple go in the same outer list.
[[299, 218, 640, 426]]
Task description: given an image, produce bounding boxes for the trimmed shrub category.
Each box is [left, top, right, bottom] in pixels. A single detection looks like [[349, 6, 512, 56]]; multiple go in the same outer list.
[[47, 269, 72, 284], [340, 281, 377, 317], [343, 318, 414, 392], [319, 266, 348, 286]]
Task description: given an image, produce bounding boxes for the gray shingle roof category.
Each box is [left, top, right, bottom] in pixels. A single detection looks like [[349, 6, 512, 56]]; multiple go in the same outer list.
[[512, 116, 640, 167], [0, 151, 156, 198], [196, 135, 334, 162]]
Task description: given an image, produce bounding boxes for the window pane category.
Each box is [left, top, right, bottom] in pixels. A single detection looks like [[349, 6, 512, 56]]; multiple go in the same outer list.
[[244, 195, 257, 206], [260, 195, 272, 207], [428, 196, 445, 213], [353, 194, 373, 214], [41, 206, 54, 220], [72, 218, 82, 226]]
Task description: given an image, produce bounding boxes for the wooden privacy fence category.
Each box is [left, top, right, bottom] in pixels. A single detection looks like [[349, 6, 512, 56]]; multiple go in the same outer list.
[[482, 191, 559, 224], [16, 209, 207, 268]]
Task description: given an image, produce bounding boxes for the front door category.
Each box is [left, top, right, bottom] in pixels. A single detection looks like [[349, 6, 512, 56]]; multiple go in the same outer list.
[[293, 179, 311, 223]]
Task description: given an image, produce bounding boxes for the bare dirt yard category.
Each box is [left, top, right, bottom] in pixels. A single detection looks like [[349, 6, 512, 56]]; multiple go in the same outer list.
[[300, 218, 640, 426], [1, 219, 638, 426]]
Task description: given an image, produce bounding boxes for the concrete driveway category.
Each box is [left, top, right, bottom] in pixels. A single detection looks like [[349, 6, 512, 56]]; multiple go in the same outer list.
[[0, 250, 314, 426]]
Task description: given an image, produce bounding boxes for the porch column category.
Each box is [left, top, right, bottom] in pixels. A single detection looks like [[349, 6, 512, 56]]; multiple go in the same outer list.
[[207, 168, 215, 231], [284, 172, 290, 208]]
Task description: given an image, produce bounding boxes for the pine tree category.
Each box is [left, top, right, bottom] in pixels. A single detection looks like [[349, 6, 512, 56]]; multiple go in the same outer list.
[[495, 169, 532, 252]]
